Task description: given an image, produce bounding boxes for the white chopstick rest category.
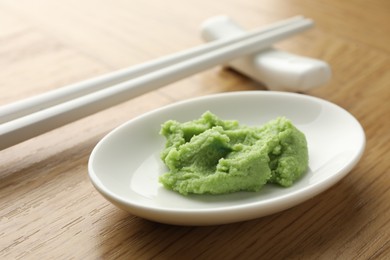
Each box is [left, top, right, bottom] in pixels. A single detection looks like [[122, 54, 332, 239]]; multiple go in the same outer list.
[[201, 16, 332, 91]]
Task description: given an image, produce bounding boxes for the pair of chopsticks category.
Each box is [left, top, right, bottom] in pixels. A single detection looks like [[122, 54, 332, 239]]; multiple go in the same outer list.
[[0, 16, 313, 150]]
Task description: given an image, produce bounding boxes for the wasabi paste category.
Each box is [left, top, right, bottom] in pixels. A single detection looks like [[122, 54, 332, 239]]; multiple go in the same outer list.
[[159, 112, 308, 195]]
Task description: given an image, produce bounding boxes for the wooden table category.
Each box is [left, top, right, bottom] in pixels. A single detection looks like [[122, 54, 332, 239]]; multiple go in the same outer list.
[[1, 0, 389, 259]]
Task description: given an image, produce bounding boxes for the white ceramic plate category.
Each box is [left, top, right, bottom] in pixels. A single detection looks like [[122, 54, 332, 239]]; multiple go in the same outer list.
[[88, 91, 365, 225]]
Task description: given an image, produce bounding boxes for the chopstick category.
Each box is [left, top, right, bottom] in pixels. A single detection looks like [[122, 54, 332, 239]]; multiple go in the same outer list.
[[0, 15, 306, 124], [0, 16, 313, 150]]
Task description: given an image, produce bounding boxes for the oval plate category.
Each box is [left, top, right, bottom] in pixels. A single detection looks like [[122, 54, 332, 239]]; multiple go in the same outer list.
[[88, 91, 365, 225]]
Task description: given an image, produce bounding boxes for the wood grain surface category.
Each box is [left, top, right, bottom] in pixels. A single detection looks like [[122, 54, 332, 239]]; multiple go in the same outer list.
[[1, 0, 389, 259]]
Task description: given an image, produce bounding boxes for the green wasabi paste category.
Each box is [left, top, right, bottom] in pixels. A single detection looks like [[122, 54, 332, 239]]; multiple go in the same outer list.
[[159, 112, 308, 195]]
